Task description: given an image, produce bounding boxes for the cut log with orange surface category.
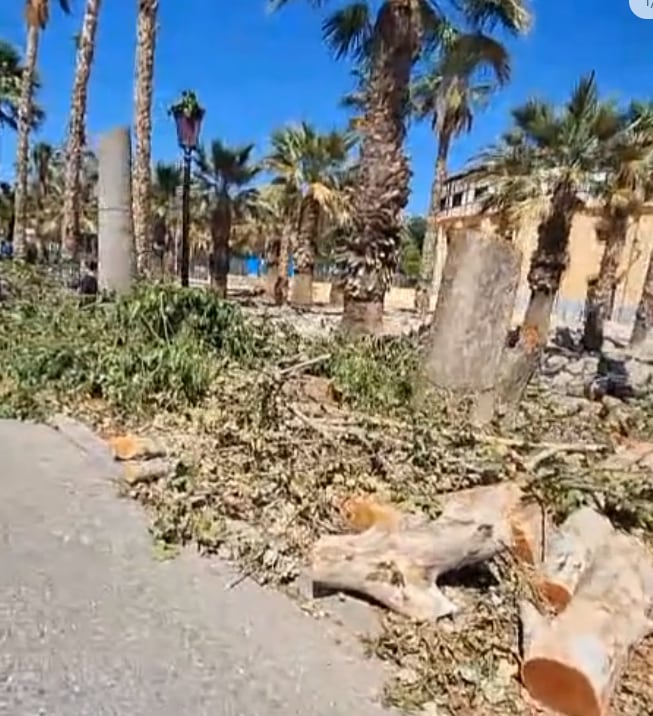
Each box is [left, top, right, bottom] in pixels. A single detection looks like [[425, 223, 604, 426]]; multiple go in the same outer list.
[[521, 531, 653, 716], [108, 434, 166, 461], [535, 507, 615, 612], [339, 483, 548, 567], [312, 505, 512, 621]]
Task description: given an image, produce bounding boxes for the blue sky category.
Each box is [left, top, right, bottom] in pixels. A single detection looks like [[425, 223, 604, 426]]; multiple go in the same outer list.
[[0, 1, 650, 214]]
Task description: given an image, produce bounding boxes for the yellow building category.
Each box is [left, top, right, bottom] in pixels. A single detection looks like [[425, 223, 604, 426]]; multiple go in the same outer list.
[[434, 168, 653, 326]]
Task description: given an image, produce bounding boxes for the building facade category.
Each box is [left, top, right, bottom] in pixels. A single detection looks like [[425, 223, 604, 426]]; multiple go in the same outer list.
[[434, 169, 653, 327]]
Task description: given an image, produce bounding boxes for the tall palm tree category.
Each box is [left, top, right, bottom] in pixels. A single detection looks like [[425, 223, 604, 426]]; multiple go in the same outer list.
[[30, 140, 55, 258], [13, 0, 71, 259], [270, 0, 531, 334], [132, 0, 158, 275], [60, 0, 103, 259], [0, 39, 44, 133], [581, 101, 653, 351], [413, 33, 510, 315], [266, 122, 354, 305], [480, 72, 621, 406], [194, 139, 261, 298]]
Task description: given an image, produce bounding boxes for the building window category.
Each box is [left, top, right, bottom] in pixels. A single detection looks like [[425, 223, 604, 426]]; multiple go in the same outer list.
[[439, 197, 447, 211], [452, 192, 463, 208], [474, 185, 488, 200]]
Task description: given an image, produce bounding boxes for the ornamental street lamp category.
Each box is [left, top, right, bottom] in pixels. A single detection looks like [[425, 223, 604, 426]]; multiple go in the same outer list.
[[169, 90, 205, 287]]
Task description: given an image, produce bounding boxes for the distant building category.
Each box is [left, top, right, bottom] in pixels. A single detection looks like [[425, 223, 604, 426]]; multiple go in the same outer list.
[[432, 168, 653, 326]]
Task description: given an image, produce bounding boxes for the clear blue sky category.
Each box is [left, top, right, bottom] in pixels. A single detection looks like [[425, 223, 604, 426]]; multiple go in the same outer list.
[[0, 1, 650, 214]]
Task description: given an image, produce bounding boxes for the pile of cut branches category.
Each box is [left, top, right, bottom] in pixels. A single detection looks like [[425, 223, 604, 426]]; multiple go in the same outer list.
[[2, 262, 653, 715]]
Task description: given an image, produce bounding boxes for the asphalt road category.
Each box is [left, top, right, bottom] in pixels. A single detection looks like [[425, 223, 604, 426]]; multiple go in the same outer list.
[[0, 419, 394, 716]]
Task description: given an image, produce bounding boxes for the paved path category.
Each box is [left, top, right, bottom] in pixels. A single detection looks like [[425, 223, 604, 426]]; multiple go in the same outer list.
[[0, 419, 393, 716]]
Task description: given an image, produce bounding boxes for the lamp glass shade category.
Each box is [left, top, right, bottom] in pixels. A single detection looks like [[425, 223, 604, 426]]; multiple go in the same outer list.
[[173, 109, 205, 150]]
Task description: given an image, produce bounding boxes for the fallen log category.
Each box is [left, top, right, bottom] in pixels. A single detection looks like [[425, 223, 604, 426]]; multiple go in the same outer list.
[[339, 484, 548, 567], [521, 530, 653, 716], [535, 506, 615, 612], [108, 434, 166, 461], [311, 514, 509, 621], [122, 458, 179, 485]]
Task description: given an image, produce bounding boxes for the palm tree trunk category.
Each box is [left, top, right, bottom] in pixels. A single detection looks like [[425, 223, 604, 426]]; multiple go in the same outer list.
[[582, 213, 628, 352], [274, 223, 292, 305], [630, 245, 653, 347], [132, 0, 158, 276], [12, 25, 39, 260], [415, 136, 449, 315], [209, 202, 230, 300], [499, 182, 577, 413], [264, 231, 280, 301], [291, 196, 318, 306], [61, 0, 102, 260], [341, 0, 418, 335]]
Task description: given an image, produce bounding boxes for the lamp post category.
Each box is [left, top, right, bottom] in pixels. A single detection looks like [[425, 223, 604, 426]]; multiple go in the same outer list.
[[169, 90, 205, 287]]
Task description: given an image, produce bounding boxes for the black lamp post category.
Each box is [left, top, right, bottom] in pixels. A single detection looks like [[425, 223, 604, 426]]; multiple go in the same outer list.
[[169, 90, 205, 287]]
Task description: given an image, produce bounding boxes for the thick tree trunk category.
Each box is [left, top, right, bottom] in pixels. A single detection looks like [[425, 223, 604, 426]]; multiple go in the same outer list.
[[132, 0, 158, 276], [209, 203, 230, 300], [521, 530, 653, 716], [97, 127, 136, 294], [630, 243, 653, 347], [582, 213, 628, 352], [291, 196, 319, 306], [12, 25, 39, 260], [341, 0, 418, 334], [498, 182, 576, 414], [274, 223, 292, 305], [423, 230, 520, 422], [60, 0, 102, 260], [415, 138, 449, 315], [264, 231, 280, 301]]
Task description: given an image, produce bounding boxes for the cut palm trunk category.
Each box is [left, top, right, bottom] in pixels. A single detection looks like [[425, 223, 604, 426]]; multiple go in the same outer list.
[[582, 214, 628, 352], [521, 530, 653, 716], [423, 229, 521, 423], [264, 233, 280, 301]]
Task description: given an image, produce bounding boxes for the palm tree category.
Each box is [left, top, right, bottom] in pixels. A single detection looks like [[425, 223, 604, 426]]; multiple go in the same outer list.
[[152, 161, 181, 274], [255, 181, 294, 302], [480, 72, 621, 407], [30, 140, 56, 258], [266, 122, 354, 305], [581, 101, 653, 351], [13, 0, 71, 259], [412, 33, 510, 315], [194, 139, 261, 298], [132, 0, 159, 275], [60, 0, 103, 259], [270, 0, 531, 334]]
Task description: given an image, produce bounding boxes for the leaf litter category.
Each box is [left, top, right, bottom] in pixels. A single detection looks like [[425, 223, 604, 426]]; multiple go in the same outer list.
[[2, 262, 653, 715]]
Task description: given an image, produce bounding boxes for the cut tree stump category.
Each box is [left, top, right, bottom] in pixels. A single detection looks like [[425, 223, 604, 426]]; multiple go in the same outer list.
[[122, 458, 179, 485], [422, 230, 521, 423], [108, 435, 166, 461], [521, 530, 653, 716], [535, 507, 615, 612]]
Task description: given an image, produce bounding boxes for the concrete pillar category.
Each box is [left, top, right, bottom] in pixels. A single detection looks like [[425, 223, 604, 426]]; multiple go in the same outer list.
[[97, 127, 136, 294]]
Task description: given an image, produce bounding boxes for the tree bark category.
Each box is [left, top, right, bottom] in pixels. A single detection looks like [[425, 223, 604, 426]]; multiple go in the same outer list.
[[341, 0, 419, 334], [498, 182, 577, 414], [209, 202, 230, 300], [274, 223, 292, 305], [12, 25, 39, 260], [582, 213, 628, 352], [97, 127, 136, 294], [521, 530, 653, 716], [291, 196, 319, 306], [415, 136, 449, 315], [630, 243, 653, 347], [264, 231, 280, 301], [132, 0, 158, 276], [423, 230, 520, 420], [60, 0, 102, 260]]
